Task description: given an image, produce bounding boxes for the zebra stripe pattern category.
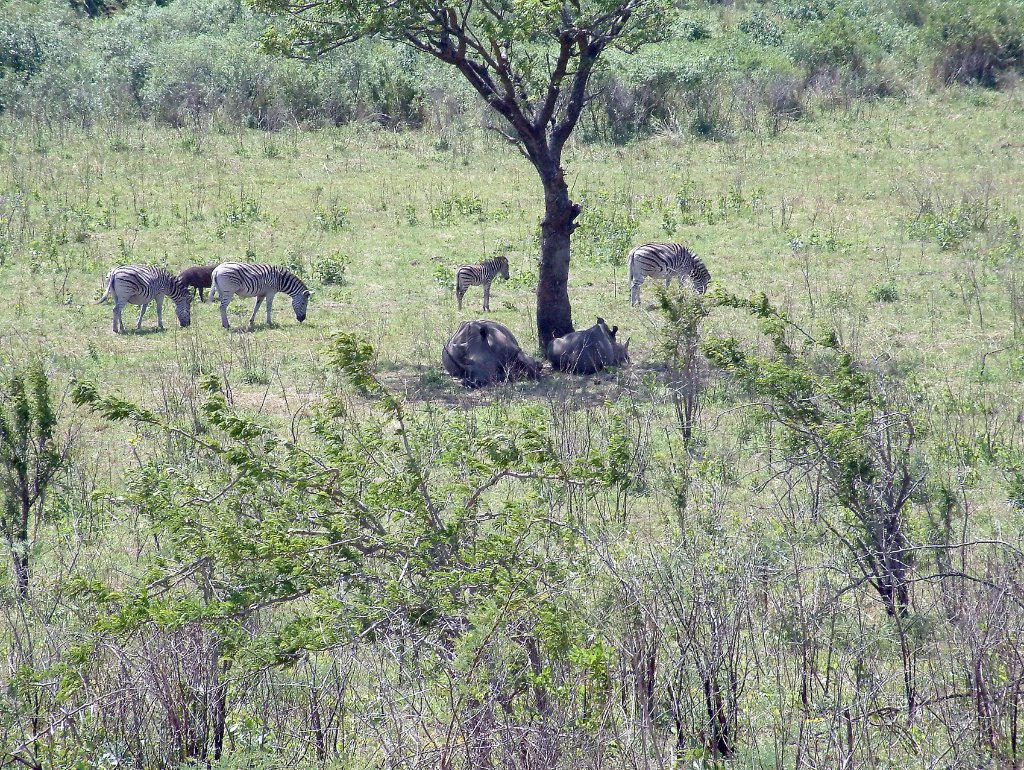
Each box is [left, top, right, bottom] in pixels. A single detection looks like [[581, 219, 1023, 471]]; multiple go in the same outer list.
[[456, 256, 510, 312], [627, 242, 711, 306], [209, 262, 311, 329], [97, 265, 192, 333]]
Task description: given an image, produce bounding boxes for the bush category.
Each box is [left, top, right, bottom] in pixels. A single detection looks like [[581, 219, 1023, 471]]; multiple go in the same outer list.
[[788, 13, 877, 76], [0, 2, 81, 115], [869, 281, 900, 303], [313, 252, 349, 285], [313, 199, 350, 232], [739, 11, 785, 48], [925, 0, 1024, 87]]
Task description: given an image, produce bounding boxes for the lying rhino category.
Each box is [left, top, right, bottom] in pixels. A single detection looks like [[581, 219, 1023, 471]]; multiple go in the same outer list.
[[442, 320, 543, 388], [546, 318, 630, 375]]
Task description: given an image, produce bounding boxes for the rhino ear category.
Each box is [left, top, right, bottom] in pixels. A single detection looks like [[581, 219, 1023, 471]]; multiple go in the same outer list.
[[611, 325, 618, 337], [596, 316, 605, 325]]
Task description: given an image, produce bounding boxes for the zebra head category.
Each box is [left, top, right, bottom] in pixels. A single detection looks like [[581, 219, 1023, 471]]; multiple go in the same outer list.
[[691, 260, 711, 295], [171, 280, 192, 327], [497, 256, 510, 281], [292, 289, 311, 323]]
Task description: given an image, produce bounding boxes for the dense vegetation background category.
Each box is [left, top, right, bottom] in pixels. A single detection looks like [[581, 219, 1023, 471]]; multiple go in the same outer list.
[[3, 0, 1023, 137], [2, 0, 1024, 768]]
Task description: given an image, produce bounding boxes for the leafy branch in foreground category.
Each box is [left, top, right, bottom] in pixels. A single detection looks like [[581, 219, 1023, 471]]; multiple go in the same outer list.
[[64, 332, 622, 765], [1, 361, 73, 600], [703, 291, 924, 617]]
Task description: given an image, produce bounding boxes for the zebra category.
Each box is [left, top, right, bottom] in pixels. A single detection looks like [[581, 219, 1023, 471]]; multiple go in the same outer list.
[[627, 242, 711, 306], [209, 262, 311, 329], [97, 265, 192, 334], [456, 256, 509, 312]]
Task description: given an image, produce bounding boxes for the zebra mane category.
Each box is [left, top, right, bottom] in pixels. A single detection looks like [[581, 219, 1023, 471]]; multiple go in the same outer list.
[[275, 266, 310, 297]]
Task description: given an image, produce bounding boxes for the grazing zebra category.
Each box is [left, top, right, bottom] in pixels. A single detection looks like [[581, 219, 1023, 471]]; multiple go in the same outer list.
[[627, 242, 711, 306], [456, 256, 509, 312], [97, 265, 192, 334], [209, 262, 311, 329]]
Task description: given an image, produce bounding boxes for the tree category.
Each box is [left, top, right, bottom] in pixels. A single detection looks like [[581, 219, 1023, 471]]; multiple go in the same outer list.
[[0, 362, 70, 600], [703, 293, 923, 618], [256, 0, 668, 346]]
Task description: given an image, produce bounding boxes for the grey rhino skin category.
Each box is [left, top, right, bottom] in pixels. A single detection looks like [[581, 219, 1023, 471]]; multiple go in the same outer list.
[[546, 317, 630, 375], [442, 320, 543, 388]]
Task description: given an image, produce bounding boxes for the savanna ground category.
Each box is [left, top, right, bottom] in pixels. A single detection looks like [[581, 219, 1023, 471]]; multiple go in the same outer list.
[[3, 88, 1022, 404], [3, 85, 1024, 768]]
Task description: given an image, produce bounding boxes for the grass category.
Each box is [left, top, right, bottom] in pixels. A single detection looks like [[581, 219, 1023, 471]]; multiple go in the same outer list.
[[0, 89, 1021, 504], [3, 87, 1024, 768]]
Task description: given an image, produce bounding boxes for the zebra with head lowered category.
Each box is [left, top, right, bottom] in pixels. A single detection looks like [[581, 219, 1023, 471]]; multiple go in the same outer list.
[[98, 265, 192, 333], [209, 262, 311, 329], [627, 242, 711, 306], [456, 255, 509, 312]]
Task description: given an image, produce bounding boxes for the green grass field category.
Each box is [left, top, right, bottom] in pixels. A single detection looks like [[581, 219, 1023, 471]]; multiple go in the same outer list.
[[3, 88, 1021, 408], [3, 87, 1024, 768]]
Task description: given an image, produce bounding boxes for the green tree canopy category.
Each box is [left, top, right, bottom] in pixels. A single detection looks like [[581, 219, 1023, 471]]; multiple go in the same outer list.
[[256, 0, 670, 345]]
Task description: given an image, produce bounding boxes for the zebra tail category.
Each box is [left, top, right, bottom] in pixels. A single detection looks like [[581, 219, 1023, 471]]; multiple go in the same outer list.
[[96, 271, 115, 304]]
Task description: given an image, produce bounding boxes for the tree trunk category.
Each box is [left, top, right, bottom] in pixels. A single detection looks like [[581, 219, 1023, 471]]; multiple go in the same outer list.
[[13, 494, 30, 600], [536, 163, 580, 348], [13, 549, 28, 599], [211, 656, 229, 760]]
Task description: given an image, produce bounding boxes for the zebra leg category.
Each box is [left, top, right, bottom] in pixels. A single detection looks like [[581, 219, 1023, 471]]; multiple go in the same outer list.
[[155, 295, 165, 330], [456, 289, 464, 311], [219, 293, 233, 329], [113, 300, 126, 333], [483, 282, 490, 312], [265, 292, 275, 326], [136, 303, 148, 330], [249, 296, 264, 328], [630, 279, 642, 307]]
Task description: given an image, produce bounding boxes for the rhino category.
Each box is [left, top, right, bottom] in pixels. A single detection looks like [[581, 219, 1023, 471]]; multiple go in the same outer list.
[[546, 317, 630, 375], [442, 320, 543, 388]]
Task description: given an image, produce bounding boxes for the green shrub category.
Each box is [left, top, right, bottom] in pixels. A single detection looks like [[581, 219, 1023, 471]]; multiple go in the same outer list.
[[674, 16, 712, 42], [433, 262, 453, 289], [575, 190, 640, 266], [869, 281, 900, 303], [282, 248, 306, 277], [925, 0, 1024, 86], [906, 198, 992, 250], [313, 199, 350, 231], [788, 13, 877, 75], [430, 193, 485, 225], [313, 252, 349, 286], [739, 11, 785, 47], [0, 2, 81, 114]]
